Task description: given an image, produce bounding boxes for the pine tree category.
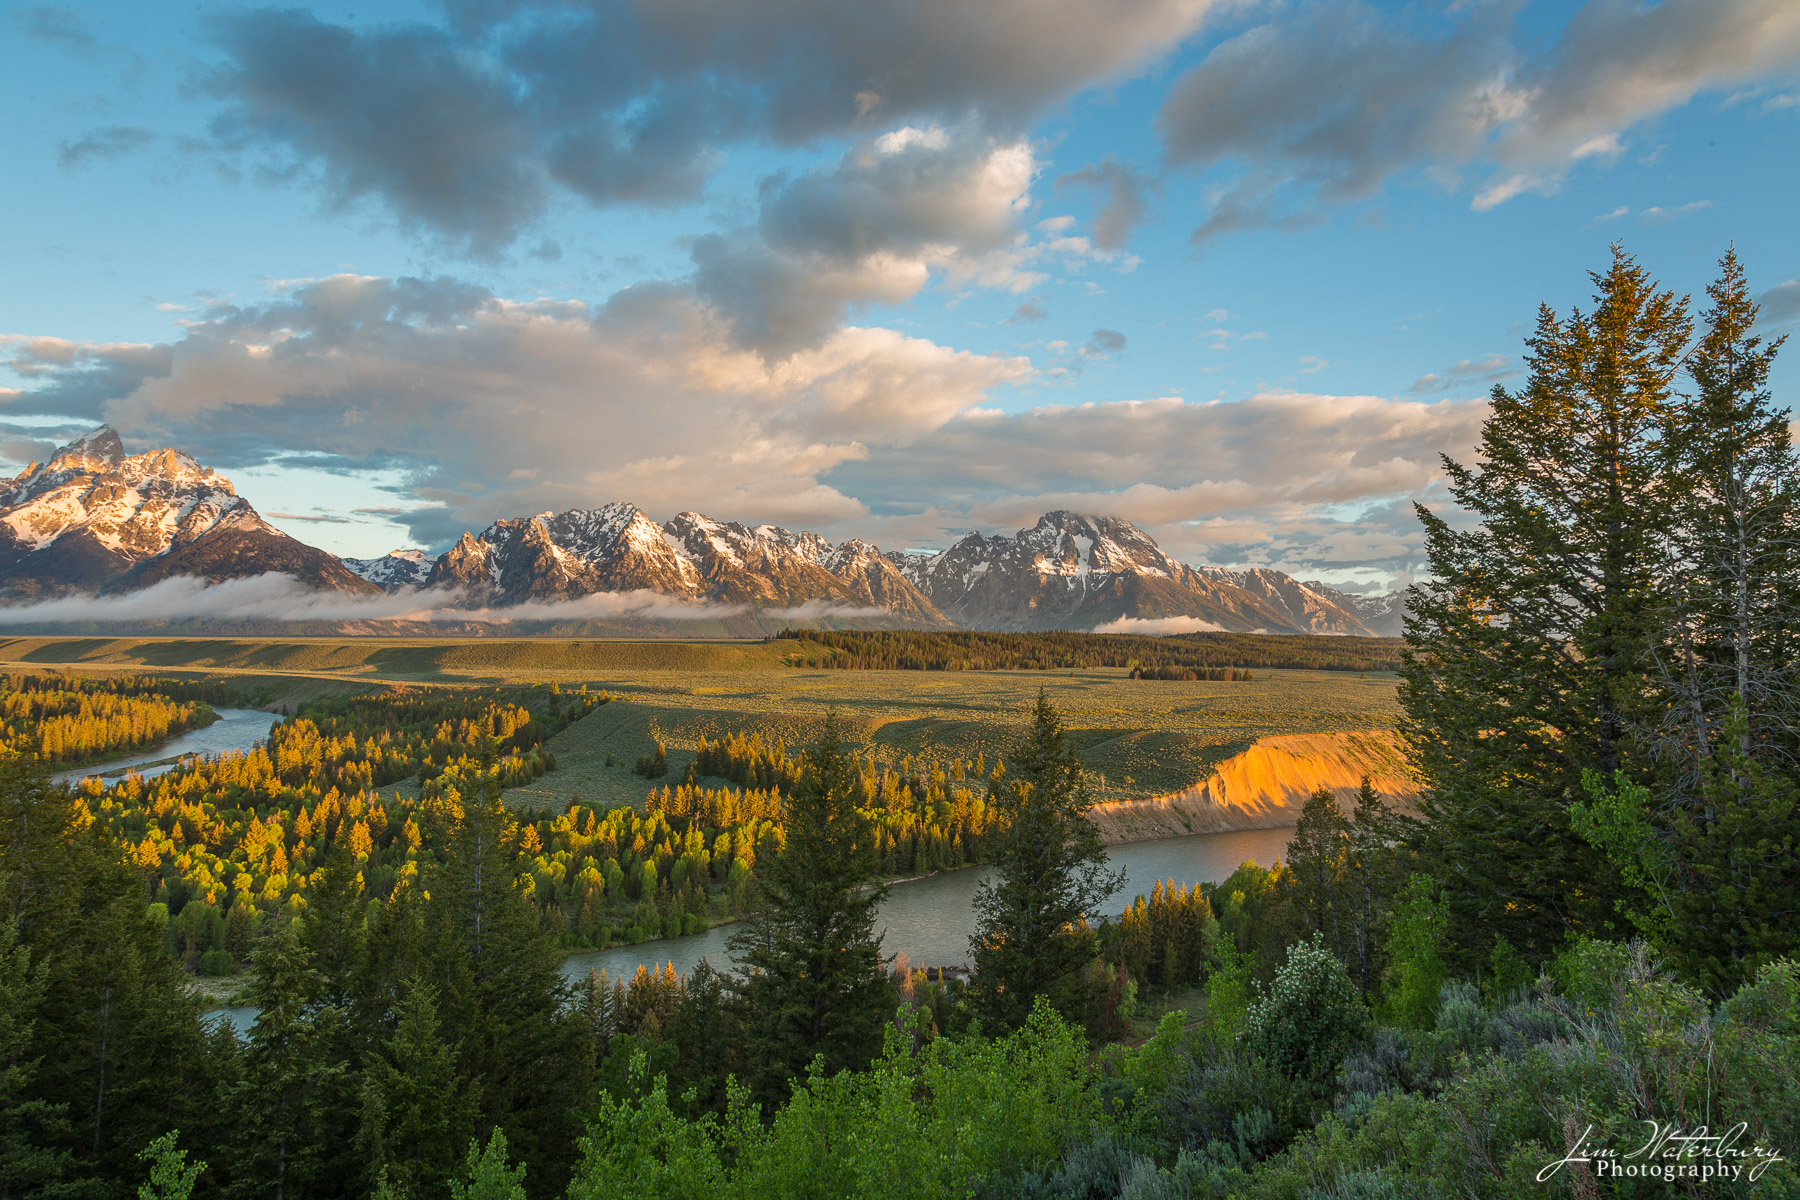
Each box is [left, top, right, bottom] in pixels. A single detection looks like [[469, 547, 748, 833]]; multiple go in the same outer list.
[[0, 905, 72, 1198], [967, 692, 1123, 1032], [423, 758, 586, 1193], [729, 712, 893, 1104], [1647, 251, 1800, 988], [0, 758, 217, 1198], [229, 923, 347, 1200], [1285, 788, 1350, 965], [1659, 248, 1799, 773], [358, 975, 475, 1199], [1402, 247, 1689, 963]]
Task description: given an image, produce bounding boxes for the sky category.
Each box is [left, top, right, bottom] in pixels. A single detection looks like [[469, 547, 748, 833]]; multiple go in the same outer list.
[[2, 0, 1798, 594]]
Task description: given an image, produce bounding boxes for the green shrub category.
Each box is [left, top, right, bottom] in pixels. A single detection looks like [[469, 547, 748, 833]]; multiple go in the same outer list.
[[197, 949, 235, 977], [1243, 936, 1371, 1082]]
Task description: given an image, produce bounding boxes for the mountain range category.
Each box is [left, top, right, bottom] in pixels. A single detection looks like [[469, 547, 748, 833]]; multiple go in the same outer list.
[[1, 428, 1403, 636]]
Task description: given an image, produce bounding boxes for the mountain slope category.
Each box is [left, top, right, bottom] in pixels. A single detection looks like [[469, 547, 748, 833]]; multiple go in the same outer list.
[[418, 504, 949, 623], [343, 549, 433, 591], [890, 511, 1384, 635], [0, 427, 378, 598], [0, 430, 1401, 635]]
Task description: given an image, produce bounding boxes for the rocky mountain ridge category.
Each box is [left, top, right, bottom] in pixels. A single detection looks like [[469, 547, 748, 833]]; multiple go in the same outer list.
[[0, 426, 377, 598], [3, 429, 1403, 635]]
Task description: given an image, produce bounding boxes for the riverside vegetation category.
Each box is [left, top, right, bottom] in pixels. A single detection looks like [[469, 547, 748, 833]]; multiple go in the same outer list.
[[1, 248, 1798, 1198]]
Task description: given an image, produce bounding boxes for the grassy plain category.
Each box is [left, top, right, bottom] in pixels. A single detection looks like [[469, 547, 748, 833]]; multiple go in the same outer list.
[[0, 636, 1403, 808]]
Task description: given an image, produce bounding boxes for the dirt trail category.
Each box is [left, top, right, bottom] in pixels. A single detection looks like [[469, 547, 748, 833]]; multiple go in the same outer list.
[[1088, 729, 1415, 844]]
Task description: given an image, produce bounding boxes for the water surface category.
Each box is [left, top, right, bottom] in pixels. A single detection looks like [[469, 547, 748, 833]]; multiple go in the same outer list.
[[562, 824, 1293, 984], [54, 707, 281, 786]]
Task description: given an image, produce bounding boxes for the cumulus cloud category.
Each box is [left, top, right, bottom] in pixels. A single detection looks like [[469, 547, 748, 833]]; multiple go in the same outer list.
[[203, 0, 1220, 252], [5, 273, 1030, 543], [6, 273, 1491, 584], [833, 390, 1490, 576], [1159, 0, 1800, 243], [694, 126, 1057, 354]]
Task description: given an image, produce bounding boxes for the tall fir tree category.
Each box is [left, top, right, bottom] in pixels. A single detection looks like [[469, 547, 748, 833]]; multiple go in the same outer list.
[[422, 752, 586, 1196], [0, 758, 219, 1199], [1285, 787, 1351, 966], [967, 692, 1123, 1032], [1658, 248, 1799, 771], [227, 923, 348, 1200], [729, 712, 893, 1104], [1638, 251, 1798, 990], [357, 975, 475, 1200], [0, 901, 72, 1198], [1402, 247, 1690, 963]]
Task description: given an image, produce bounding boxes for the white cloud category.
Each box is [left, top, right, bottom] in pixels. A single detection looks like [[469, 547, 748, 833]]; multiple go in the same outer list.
[[1092, 614, 1226, 634], [1159, 0, 1800, 241], [0, 572, 792, 625]]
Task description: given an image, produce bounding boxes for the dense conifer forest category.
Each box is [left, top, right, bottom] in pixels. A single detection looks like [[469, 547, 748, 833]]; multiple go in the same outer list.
[[2, 250, 1798, 1198], [771, 628, 1403, 673], [0, 673, 232, 764]]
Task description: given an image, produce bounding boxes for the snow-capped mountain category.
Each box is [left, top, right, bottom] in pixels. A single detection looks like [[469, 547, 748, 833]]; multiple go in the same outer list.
[[416, 504, 950, 622], [1303, 581, 1408, 638], [0, 427, 378, 598], [342, 549, 434, 591], [888, 511, 1394, 635], [1, 429, 1404, 636]]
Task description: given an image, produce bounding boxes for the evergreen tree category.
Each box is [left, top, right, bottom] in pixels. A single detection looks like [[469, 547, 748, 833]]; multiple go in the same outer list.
[[358, 976, 475, 1200], [0, 901, 72, 1198], [1659, 248, 1799, 773], [228, 923, 347, 1200], [967, 692, 1123, 1032], [730, 713, 893, 1104], [1402, 247, 1689, 962], [1343, 778, 1408, 995], [0, 758, 218, 1199], [1647, 251, 1800, 989], [423, 761, 586, 1194], [1285, 788, 1350, 965]]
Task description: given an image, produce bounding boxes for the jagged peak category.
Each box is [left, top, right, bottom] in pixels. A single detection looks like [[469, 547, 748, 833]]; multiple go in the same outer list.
[[45, 425, 126, 472]]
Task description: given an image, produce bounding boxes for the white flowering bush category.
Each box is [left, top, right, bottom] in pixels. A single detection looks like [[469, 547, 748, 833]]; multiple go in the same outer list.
[[1242, 935, 1371, 1081]]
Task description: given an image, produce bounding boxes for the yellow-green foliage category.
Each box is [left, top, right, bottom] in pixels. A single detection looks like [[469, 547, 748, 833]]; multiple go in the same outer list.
[[0, 673, 227, 764]]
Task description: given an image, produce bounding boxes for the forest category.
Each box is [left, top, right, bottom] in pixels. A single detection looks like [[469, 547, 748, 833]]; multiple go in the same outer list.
[[0, 673, 234, 765], [1, 249, 1798, 1198], [769, 628, 1403, 673]]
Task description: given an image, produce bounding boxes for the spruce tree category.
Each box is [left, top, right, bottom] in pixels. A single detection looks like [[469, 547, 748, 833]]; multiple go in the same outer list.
[[1659, 248, 1798, 770], [229, 923, 348, 1200], [0, 758, 217, 1198], [967, 692, 1123, 1032], [423, 763, 586, 1193], [358, 975, 475, 1199], [1402, 247, 1689, 963], [0, 904, 72, 1198], [1285, 788, 1350, 965], [730, 712, 893, 1104]]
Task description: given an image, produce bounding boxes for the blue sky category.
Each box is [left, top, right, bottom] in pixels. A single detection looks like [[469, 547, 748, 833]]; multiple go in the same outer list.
[[3, 0, 1797, 589]]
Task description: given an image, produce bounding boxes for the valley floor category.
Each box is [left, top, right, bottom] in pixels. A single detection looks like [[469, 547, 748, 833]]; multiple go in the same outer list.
[[0, 635, 1404, 806]]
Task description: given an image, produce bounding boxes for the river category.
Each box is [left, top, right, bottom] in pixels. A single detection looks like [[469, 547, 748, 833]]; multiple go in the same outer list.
[[54, 707, 282, 786], [562, 824, 1294, 983], [204, 824, 1292, 1034]]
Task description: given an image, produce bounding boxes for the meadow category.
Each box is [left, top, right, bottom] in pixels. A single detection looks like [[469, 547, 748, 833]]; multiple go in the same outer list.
[[0, 635, 1402, 807]]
